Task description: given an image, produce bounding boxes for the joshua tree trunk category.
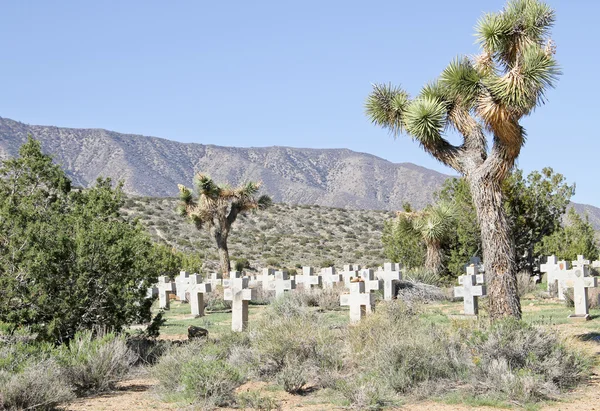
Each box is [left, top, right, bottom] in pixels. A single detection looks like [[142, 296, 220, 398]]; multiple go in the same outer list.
[[467, 174, 521, 320], [213, 228, 231, 278], [425, 240, 443, 275]]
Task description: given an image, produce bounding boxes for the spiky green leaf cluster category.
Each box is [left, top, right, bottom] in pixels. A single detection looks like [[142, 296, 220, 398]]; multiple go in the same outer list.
[[194, 174, 221, 198], [440, 58, 481, 107], [365, 83, 410, 134], [404, 97, 447, 146]]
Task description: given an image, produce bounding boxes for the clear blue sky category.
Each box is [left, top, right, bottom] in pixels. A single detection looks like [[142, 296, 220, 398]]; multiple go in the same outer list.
[[1, 1, 598, 205]]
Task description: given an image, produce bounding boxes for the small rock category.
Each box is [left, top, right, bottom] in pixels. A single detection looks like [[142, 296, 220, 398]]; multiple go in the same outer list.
[[188, 325, 208, 340]]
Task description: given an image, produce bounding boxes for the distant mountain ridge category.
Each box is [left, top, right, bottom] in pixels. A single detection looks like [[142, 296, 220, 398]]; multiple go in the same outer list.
[[1, 116, 599, 228], [0, 117, 447, 210]]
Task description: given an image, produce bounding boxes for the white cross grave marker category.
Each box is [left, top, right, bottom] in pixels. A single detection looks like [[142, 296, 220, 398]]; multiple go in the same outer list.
[[223, 271, 243, 288], [295, 266, 322, 289], [340, 264, 361, 287], [188, 274, 212, 317], [157, 276, 175, 309], [224, 277, 256, 331], [563, 266, 598, 320], [259, 268, 275, 290], [206, 272, 223, 288], [340, 281, 375, 323], [146, 286, 158, 299], [572, 255, 590, 268], [377, 263, 402, 300], [358, 269, 382, 313], [321, 267, 342, 288], [269, 270, 296, 297], [175, 271, 190, 301], [454, 266, 486, 316]]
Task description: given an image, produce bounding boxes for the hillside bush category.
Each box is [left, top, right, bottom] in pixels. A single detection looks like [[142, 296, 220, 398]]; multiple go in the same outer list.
[[338, 302, 591, 406], [152, 339, 245, 408], [56, 330, 136, 394], [0, 359, 74, 410]]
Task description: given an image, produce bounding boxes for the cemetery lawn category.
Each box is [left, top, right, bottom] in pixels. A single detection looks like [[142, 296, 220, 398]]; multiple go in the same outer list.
[[64, 292, 600, 411]]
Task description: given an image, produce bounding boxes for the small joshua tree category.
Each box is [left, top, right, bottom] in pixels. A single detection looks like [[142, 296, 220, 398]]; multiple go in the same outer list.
[[178, 174, 272, 277], [397, 202, 455, 275]]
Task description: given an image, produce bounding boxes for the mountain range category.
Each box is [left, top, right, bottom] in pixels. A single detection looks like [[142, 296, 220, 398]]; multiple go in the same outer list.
[[1, 116, 599, 228]]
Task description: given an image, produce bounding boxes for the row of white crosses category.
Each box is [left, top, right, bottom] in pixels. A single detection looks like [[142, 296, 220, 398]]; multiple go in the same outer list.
[[151, 262, 406, 331], [540, 255, 598, 320]]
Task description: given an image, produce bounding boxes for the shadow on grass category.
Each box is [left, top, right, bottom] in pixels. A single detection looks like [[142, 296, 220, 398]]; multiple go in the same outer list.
[[576, 332, 600, 343]]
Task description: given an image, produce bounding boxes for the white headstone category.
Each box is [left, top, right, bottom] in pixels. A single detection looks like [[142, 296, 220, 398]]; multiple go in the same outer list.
[[223, 271, 243, 288], [340, 281, 375, 323], [572, 255, 590, 268], [269, 270, 296, 297], [224, 277, 256, 332], [259, 268, 275, 290], [157, 276, 175, 309], [540, 256, 571, 295], [146, 286, 158, 299], [454, 266, 486, 316], [340, 264, 360, 287], [206, 272, 223, 288], [321, 267, 342, 288], [188, 274, 212, 317], [295, 266, 322, 289], [564, 266, 598, 319], [377, 263, 402, 300], [175, 271, 190, 301]]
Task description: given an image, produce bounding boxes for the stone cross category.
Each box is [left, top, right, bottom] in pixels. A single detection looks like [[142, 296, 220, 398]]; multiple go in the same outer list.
[[295, 266, 322, 289], [223, 271, 243, 288], [157, 276, 175, 309], [358, 269, 381, 313], [377, 263, 402, 300], [188, 274, 212, 317], [146, 285, 158, 299], [259, 268, 275, 290], [340, 281, 375, 324], [358, 269, 382, 293], [321, 267, 342, 288], [563, 266, 598, 320], [175, 271, 190, 301], [269, 270, 296, 297], [224, 277, 256, 332], [454, 266, 486, 316], [340, 264, 361, 287], [540, 255, 571, 295], [572, 255, 590, 269], [206, 272, 223, 288]]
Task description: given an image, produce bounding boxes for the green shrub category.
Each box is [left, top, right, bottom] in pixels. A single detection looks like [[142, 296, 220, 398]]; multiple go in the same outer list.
[[234, 258, 250, 272], [405, 267, 442, 286], [248, 297, 343, 383], [465, 319, 591, 400], [335, 374, 392, 410], [236, 389, 281, 411], [56, 330, 136, 394], [153, 340, 245, 408], [0, 359, 74, 410], [348, 302, 465, 393], [276, 361, 308, 393]]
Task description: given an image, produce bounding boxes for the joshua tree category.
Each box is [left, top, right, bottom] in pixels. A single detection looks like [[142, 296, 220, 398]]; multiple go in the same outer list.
[[397, 203, 455, 275], [178, 174, 272, 277], [366, 0, 559, 319]]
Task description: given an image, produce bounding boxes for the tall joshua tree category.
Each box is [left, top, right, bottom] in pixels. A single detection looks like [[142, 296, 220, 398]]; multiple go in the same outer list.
[[366, 0, 560, 319], [178, 174, 272, 277], [398, 202, 455, 275]]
